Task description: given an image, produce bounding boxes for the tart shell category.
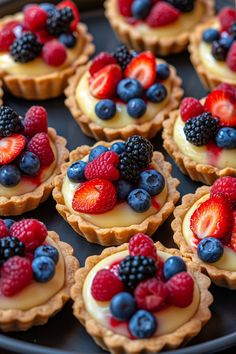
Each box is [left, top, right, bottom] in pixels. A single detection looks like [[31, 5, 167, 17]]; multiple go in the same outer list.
[[71, 242, 213, 354], [53, 142, 180, 246]]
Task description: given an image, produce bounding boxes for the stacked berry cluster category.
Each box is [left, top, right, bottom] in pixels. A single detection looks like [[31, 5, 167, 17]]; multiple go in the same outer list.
[[67, 135, 165, 214], [0, 218, 59, 296], [0, 105, 54, 187], [0, 0, 80, 66], [91, 233, 194, 339], [89, 45, 170, 120], [180, 83, 236, 149]]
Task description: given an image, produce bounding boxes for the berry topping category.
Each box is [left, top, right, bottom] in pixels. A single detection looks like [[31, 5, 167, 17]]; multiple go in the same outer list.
[[129, 233, 158, 261], [138, 169, 165, 196], [216, 127, 236, 149], [117, 78, 143, 103], [3, 219, 15, 230], [40, 3, 56, 15], [24, 105, 48, 137], [180, 97, 204, 122], [46, 7, 74, 35], [91, 269, 124, 301], [202, 28, 219, 43], [17, 151, 40, 176], [34, 244, 59, 264], [110, 142, 126, 155], [59, 32, 76, 48], [146, 83, 167, 103], [134, 278, 168, 311], [0, 165, 21, 187], [85, 151, 120, 181], [127, 98, 147, 118], [0, 23, 16, 51], [89, 145, 109, 162], [110, 292, 137, 321], [131, 0, 152, 20], [32, 256, 55, 282], [218, 7, 236, 32], [0, 106, 23, 137], [90, 64, 122, 99], [117, 0, 133, 17], [0, 236, 25, 265], [166, 272, 194, 308], [211, 40, 228, 61], [129, 310, 157, 338], [117, 179, 133, 200], [67, 160, 87, 183], [95, 99, 116, 120], [0, 220, 8, 238], [165, 0, 194, 12], [89, 52, 117, 77], [227, 42, 236, 72], [128, 188, 151, 212], [113, 44, 133, 71], [156, 63, 170, 80], [197, 237, 224, 263], [0, 134, 26, 165], [42, 39, 67, 67], [23, 4, 48, 31], [214, 83, 236, 101], [146, 2, 180, 28], [163, 256, 187, 280], [57, 0, 80, 31], [27, 132, 54, 167], [10, 32, 42, 63], [211, 176, 236, 206], [230, 212, 236, 251]]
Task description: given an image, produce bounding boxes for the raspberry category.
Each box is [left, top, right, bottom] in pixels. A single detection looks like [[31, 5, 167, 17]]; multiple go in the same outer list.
[[24, 4, 48, 31], [10, 219, 47, 251], [180, 97, 204, 122], [166, 272, 194, 308], [1, 256, 33, 296], [85, 151, 120, 181], [27, 132, 54, 167], [0, 220, 8, 238], [134, 278, 168, 311], [0, 24, 16, 51], [146, 2, 180, 27], [24, 106, 48, 137], [226, 42, 236, 72], [219, 7, 236, 32], [91, 269, 124, 301], [211, 176, 236, 206], [128, 233, 158, 262], [117, 0, 133, 17], [42, 40, 67, 67], [89, 52, 117, 77]]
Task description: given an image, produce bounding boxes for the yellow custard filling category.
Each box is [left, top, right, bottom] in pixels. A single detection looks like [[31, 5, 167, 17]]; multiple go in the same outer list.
[[83, 250, 200, 337]]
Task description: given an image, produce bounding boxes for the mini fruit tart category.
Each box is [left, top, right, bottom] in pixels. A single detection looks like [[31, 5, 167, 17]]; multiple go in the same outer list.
[[0, 218, 79, 331], [163, 84, 236, 185], [0, 1, 94, 100], [65, 45, 183, 141], [104, 0, 214, 56], [173, 176, 236, 289], [0, 105, 68, 216], [189, 7, 236, 90], [71, 233, 212, 354], [53, 135, 179, 245]]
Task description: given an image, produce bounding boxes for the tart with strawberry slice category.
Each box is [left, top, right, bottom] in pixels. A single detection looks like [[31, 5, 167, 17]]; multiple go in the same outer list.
[[104, 0, 214, 56], [173, 176, 236, 289], [0, 105, 68, 216], [163, 84, 236, 185], [53, 135, 179, 245], [65, 45, 183, 141], [0, 1, 94, 100], [71, 233, 212, 354]]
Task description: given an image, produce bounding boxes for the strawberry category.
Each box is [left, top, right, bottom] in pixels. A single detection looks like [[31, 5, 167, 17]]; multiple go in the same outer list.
[[218, 7, 236, 32], [230, 212, 236, 251], [85, 151, 120, 181], [204, 90, 236, 127], [190, 195, 233, 240], [72, 179, 117, 214], [0, 134, 25, 165], [146, 2, 180, 28], [117, 0, 133, 17], [90, 64, 122, 99], [211, 176, 236, 206], [89, 52, 117, 77], [180, 97, 204, 122], [226, 42, 236, 73], [124, 51, 156, 89], [57, 0, 80, 31], [214, 83, 236, 101]]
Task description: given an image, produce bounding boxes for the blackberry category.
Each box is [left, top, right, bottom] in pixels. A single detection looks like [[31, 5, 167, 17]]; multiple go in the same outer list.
[[184, 113, 219, 146], [46, 7, 74, 36], [0, 106, 23, 137], [113, 45, 133, 70], [165, 0, 195, 12], [119, 152, 140, 182], [211, 40, 228, 61], [10, 32, 42, 63], [230, 22, 236, 39], [0, 236, 25, 266], [125, 135, 153, 169], [119, 255, 157, 290]]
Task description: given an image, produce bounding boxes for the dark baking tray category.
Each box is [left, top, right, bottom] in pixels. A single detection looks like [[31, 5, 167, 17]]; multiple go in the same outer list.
[[0, 0, 236, 353]]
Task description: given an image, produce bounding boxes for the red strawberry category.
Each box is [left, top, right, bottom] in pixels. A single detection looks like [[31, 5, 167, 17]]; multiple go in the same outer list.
[[190, 195, 233, 240], [146, 2, 180, 27], [211, 176, 236, 206], [218, 7, 236, 32], [166, 272, 194, 308], [90, 64, 122, 99], [129, 233, 158, 262], [89, 52, 117, 77], [180, 97, 204, 122], [214, 83, 236, 101], [24, 106, 48, 137], [72, 179, 117, 214], [0, 134, 25, 165], [0, 220, 8, 238], [134, 278, 168, 311], [23, 4, 48, 31], [0, 24, 16, 51], [230, 212, 236, 251], [124, 51, 156, 89], [57, 0, 80, 31], [91, 269, 124, 301], [27, 132, 54, 167], [226, 42, 236, 72], [204, 90, 236, 127], [85, 151, 120, 181], [117, 0, 133, 17]]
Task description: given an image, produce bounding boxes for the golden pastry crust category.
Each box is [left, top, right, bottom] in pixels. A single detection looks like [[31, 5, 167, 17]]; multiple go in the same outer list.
[[53, 141, 180, 246], [71, 242, 213, 354], [0, 13, 95, 100], [104, 0, 214, 56], [0, 128, 69, 216], [0, 231, 79, 332], [65, 61, 183, 141], [172, 186, 236, 289], [162, 110, 236, 185]]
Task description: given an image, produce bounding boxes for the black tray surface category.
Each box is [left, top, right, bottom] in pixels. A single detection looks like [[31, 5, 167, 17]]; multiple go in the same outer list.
[[0, 1, 236, 354]]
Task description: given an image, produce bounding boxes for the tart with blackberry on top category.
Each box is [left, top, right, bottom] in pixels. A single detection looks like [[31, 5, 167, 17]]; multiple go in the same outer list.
[[53, 135, 179, 245], [163, 84, 236, 185], [0, 1, 94, 100], [104, 0, 214, 56], [71, 233, 212, 354], [65, 45, 183, 141], [0, 105, 68, 216]]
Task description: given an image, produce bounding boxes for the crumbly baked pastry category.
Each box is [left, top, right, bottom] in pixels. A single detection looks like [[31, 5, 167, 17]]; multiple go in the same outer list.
[[53, 136, 179, 245]]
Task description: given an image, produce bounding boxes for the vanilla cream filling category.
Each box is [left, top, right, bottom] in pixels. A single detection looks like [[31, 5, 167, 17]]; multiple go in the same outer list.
[[83, 250, 200, 337]]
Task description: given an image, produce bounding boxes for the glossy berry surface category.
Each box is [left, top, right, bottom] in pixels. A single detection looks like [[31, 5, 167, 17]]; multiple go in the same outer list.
[[197, 237, 224, 263], [167, 272, 194, 308], [138, 169, 165, 196], [88, 145, 108, 162], [91, 269, 124, 301], [134, 278, 168, 311], [27, 132, 54, 167], [211, 176, 236, 205], [34, 244, 59, 264], [85, 151, 120, 181], [202, 28, 219, 43], [156, 63, 170, 80], [24, 105, 48, 137], [110, 292, 137, 321], [117, 78, 143, 102], [0, 165, 21, 187], [146, 83, 167, 103], [117, 179, 133, 200], [0, 220, 8, 238], [129, 233, 158, 261], [3, 219, 15, 230], [42, 39, 67, 67], [95, 99, 116, 120], [40, 3, 56, 15], [32, 255, 55, 282], [163, 256, 187, 280], [215, 127, 236, 149], [131, 0, 152, 20], [67, 161, 87, 183], [129, 310, 157, 338], [59, 33, 76, 48], [128, 188, 151, 212], [0, 236, 25, 265], [211, 40, 228, 61], [110, 142, 126, 155], [18, 151, 40, 176], [127, 98, 146, 118]]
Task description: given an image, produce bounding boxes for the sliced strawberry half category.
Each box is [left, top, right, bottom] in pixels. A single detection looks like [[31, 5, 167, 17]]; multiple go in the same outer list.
[[89, 52, 117, 77], [204, 90, 236, 127], [57, 0, 80, 31], [124, 51, 156, 89], [230, 212, 236, 251], [0, 134, 26, 165], [190, 195, 233, 240]]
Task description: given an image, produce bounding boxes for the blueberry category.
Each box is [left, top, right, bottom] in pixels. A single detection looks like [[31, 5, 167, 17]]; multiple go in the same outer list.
[[110, 292, 137, 321], [127, 98, 146, 118], [95, 100, 116, 120], [219, 36, 234, 51], [129, 310, 157, 338], [117, 78, 143, 102], [156, 63, 170, 80], [110, 142, 126, 155], [3, 219, 15, 230], [89, 145, 109, 162], [163, 256, 187, 280], [202, 28, 219, 43], [32, 256, 55, 282], [146, 83, 167, 103], [17, 151, 40, 176], [138, 170, 165, 196], [197, 237, 224, 263], [0, 165, 21, 187], [128, 188, 151, 212], [117, 180, 133, 200], [40, 3, 56, 14], [216, 127, 236, 149], [34, 245, 59, 264], [211, 40, 228, 61], [131, 0, 152, 19], [67, 161, 87, 182], [59, 33, 77, 48]]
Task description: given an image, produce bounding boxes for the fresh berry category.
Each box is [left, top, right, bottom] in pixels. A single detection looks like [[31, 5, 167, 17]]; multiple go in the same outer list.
[[117, 78, 143, 102], [118, 153, 140, 182], [180, 97, 204, 122], [67, 161, 87, 183], [127, 98, 147, 118], [216, 127, 236, 149], [91, 269, 124, 301], [230, 212, 236, 251], [113, 44, 133, 70], [0, 134, 25, 165], [129, 233, 157, 261], [218, 7, 236, 32], [57, 0, 80, 31], [59, 33, 76, 48], [46, 7, 74, 35], [34, 244, 59, 264], [90, 64, 122, 99], [146, 2, 180, 27], [88, 145, 109, 162], [202, 28, 219, 43], [156, 63, 170, 80], [128, 188, 151, 212], [85, 151, 120, 181], [35, 29, 54, 44], [117, 179, 133, 200], [0, 106, 23, 137], [89, 52, 117, 77], [95, 99, 116, 120], [0, 220, 9, 238], [40, 3, 56, 15], [117, 0, 133, 17], [27, 132, 54, 167], [211, 40, 228, 61], [124, 135, 153, 169], [227, 42, 236, 72], [131, 0, 152, 20], [0, 25, 16, 51], [0, 165, 21, 187], [32, 255, 55, 282], [10, 219, 47, 251], [134, 278, 168, 311], [0, 236, 25, 265], [165, 0, 194, 12], [163, 256, 187, 280], [42, 39, 67, 67], [211, 176, 236, 206], [72, 179, 117, 214], [3, 219, 14, 230], [219, 36, 234, 51], [167, 272, 194, 308], [197, 237, 224, 263], [129, 310, 157, 338], [138, 169, 165, 196], [10, 32, 42, 63], [1, 256, 33, 296], [110, 292, 137, 321], [17, 151, 40, 176], [23, 4, 48, 31], [24, 105, 48, 137], [110, 142, 126, 155], [146, 83, 167, 103], [214, 83, 236, 101]]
